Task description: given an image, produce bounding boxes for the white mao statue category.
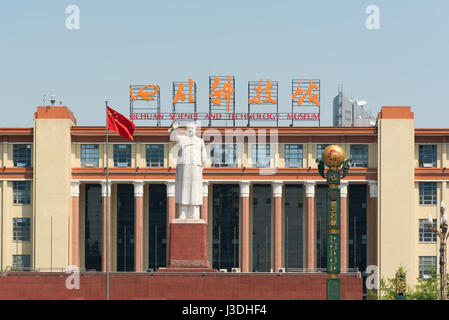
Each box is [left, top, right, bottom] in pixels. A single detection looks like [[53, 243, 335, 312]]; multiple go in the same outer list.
[[169, 121, 208, 220]]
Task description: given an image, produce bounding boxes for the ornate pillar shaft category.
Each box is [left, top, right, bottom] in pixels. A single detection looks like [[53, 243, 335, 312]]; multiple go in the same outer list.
[[305, 181, 316, 270], [340, 181, 348, 272], [273, 181, 283, 272], [240, 181, 250, 272], [134, 180, 144, 272], [71, 181, 80, 267]]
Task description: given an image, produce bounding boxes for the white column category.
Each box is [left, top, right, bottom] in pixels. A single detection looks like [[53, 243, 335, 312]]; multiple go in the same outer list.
[[133, 180, 144, 272], [240, 180, 250, 272], [305, 181, 316, 269], [70, 181, 80, 267], [272, 181, 283, 272], [202, 181, 209, 222]]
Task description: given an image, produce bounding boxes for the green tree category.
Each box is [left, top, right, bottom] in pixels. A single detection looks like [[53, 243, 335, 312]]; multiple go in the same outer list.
[[369, 266, 449, 300]]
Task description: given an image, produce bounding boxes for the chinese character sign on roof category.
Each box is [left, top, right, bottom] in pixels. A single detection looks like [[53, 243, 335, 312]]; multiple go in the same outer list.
[[248, 79, 278, 105], [209, 75, 235, 112], [291, 79, 320, 107]]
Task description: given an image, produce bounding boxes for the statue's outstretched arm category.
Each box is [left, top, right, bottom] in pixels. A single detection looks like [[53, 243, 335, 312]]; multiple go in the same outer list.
[[169, 120, 180, 142]]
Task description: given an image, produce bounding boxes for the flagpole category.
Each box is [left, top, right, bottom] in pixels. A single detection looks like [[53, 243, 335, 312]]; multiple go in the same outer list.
[[105, 101, 110, 300]]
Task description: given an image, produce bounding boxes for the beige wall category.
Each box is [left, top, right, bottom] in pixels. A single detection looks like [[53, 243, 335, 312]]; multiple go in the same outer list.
[[33, 117, 74, 270], [378, 117, 416, 285]]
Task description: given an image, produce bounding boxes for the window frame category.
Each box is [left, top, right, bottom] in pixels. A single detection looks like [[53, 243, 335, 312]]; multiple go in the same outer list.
[[13, 217, 31, 241], [252, 144, 271, 168], [113, 144, 132, 167], [419, 256, 437, 278], [13, 181, 31, 205], [210, 143, 237, 168], [145, 144, 164, 168], [419, 182, 437, 205], [13, 144, 31, 167], [418, 144, 437, 168], [12, 254, 31, 270], [418, 219, 437, 242], [81, 144, 99, 167], [350, 144, 369, 168], [284, 144, 303, 168]]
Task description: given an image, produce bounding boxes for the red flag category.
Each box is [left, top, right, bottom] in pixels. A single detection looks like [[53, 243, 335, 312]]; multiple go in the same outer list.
[[107, 106, 135, 141]]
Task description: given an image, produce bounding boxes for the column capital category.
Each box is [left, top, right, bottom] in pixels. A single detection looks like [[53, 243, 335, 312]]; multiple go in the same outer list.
[[70, 180, 80, 197], [203, 181, 209, 197], [165, 181, 175, 197], [340, 181, 348, 198], [305, 181, 316, 198], [101, 181, 111, 197], [369, 181, 378, 198], [133, 180, 144, 197], [272, 181, 283, 198], [240, 181, 250, 198]]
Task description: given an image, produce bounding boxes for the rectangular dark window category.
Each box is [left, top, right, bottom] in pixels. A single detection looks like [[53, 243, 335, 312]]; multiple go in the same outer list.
[[210, 144, 237, 167], [419, 256, 436, 278], [350, 145, 369, 168], [419, 219, 437, 242], [146, 144, 164, 167], [317, 144, 330, 161], [419, 145, 437, 168], [419, 182, 437, 205], [13, 255, 31, 270], [252, 144, 270, 168], [13, 218, 31, 241], [252, 184, 271, 272], [81, 144, 99, 167], [13, 181, 31, 204], [13, 144, 31, 167], [113, 144, 131, 167], [284, 184, 304, 269], [284, 144, 303, 168]]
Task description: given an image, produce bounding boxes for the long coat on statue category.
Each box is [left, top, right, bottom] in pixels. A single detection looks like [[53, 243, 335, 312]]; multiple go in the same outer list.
[[172, 132, 208, 206]]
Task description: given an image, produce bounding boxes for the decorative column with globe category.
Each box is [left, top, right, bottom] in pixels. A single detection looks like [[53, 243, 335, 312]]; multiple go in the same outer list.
[[316, 145, 351, 300]]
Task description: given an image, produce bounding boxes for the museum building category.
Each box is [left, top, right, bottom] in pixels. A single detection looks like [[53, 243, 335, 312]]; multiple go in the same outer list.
[[0, 105, 448, 288]]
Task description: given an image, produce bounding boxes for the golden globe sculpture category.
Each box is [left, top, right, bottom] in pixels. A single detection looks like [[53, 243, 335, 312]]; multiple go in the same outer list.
[[322, 145, 346, 170]]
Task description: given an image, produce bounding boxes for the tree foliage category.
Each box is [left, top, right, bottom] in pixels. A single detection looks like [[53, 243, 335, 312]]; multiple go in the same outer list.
[[368, 266, 448, 300]]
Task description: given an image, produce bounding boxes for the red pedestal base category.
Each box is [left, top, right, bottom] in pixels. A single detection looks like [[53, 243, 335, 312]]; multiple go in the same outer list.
[[158, 221, 214, 272]]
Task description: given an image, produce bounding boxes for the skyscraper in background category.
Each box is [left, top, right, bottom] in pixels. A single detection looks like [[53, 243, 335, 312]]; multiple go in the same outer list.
[[333, 85, 375, 127]]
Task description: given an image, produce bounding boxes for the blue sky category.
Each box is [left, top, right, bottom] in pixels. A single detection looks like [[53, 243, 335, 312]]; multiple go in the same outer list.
[[0, 0, 448, 127]]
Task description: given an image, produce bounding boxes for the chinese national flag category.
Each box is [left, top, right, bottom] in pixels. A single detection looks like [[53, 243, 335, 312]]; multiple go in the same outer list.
[[107, 106, 135, 141]]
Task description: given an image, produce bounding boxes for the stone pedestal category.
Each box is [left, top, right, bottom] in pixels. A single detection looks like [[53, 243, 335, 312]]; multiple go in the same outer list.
[[158, 218, 215, 272]]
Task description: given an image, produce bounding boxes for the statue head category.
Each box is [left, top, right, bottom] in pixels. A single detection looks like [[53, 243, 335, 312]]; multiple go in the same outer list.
[[186, 122, 196, 137]]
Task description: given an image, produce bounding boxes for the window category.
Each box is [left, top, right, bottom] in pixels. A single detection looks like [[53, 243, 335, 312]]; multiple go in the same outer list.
[[210, 144, 237, 167], [146, 144, 164, 167], [419, 145, 437, 168], [419, 219, 437, 242], [419, 256, 437, 278], [317, 144, 330, 161], [419, 182, 437, 205], [13, 144, 31, 167], [13, 255, 31, 270], [81, 144, 99, 167], [284, 144, 303, 168], [113, 144, 131, 167], [350, 145, 369, 168], [13, 181, 31, 204], [252, 144, 270, 168], [13, 218, 31, 241]]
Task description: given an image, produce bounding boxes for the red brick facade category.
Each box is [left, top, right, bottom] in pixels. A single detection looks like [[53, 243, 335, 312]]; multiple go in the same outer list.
[[0, 273, 362, 300]]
